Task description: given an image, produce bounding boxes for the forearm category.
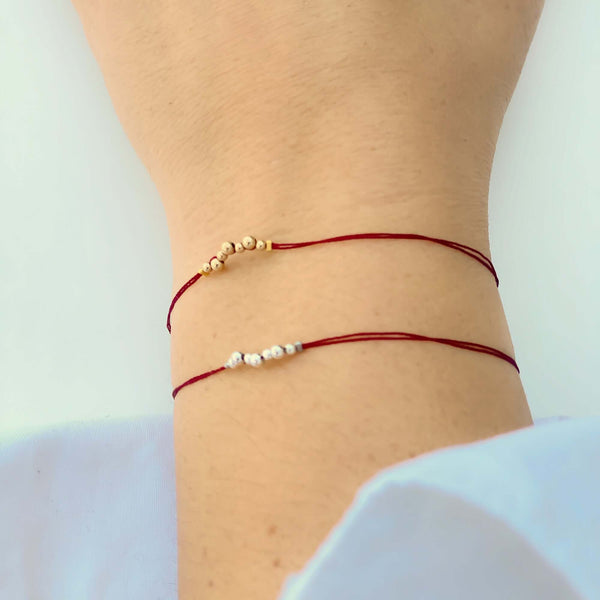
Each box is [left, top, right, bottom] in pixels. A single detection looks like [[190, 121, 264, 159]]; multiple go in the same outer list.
[[171, 203, 530, 600], [165, 8, 536, 600], [69, 1, 543, 598]]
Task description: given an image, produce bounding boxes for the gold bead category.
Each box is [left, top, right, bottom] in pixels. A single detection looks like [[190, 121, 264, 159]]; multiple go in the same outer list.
[[234, 242, 245, 253], [242, 235, 257, 250], [221, 241, 235, 255], [210, 257, 224, 271], [200, 263, 212, 275], [266, 240, 272, 251], [216, 250, 228, 262], [256, 239, 266, 251]]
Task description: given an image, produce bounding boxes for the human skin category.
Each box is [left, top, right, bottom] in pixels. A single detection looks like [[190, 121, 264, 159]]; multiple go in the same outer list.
[[70, 1, 545, 598]]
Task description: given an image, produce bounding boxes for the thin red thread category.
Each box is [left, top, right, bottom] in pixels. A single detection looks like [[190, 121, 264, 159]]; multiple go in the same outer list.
[[171, 331, 518, 399], [166, 233, 498, 333], [166, 272, 201, 333]]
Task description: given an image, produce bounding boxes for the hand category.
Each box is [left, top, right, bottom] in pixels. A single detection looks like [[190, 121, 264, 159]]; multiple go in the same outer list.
[[71, 0, 545, 217]]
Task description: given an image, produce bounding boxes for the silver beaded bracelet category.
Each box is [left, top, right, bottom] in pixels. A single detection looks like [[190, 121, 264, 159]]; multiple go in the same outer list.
[[224, 341, 303, 369]]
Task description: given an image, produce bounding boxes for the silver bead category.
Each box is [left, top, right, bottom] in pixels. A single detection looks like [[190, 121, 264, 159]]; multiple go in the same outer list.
[[262, 348, 273, 360], [224, 358, 233, 369], [248, 353, 263, 367], [242, 235, 257, 250], [234, 242, 245, 253], [216, 250, 228, 262], [243, 353, 252, 365], [221, 241, 235, 255], [271, 345, 285, 359], [256, 240, 266, 251], [210, 257, 224, 271], [294, 341, 303, 353], [284, 343, 296, 355], [230, 351, 244, 367], [200, 263, 212, 275]]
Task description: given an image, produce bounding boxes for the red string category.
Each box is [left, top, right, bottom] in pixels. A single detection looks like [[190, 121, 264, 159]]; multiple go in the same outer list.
[[166, 233, 498, 333], [166, 272, 201, 333], [171, 331, 518, 399]]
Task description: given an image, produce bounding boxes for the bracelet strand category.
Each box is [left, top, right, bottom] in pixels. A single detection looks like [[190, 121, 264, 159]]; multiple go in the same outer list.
[[171, 331, 518, 399], [166, 233, 498, 333]]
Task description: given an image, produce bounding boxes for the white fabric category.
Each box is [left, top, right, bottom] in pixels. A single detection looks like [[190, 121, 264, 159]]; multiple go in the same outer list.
[[0, 414, 598, 599]]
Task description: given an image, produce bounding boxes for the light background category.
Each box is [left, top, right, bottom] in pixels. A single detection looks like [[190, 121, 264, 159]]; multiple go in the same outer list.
[[1, 0, 599, 438]]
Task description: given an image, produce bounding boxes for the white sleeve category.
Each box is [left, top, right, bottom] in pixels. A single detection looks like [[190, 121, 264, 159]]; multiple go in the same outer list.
[[277, 416, 599, 600], [1, 415, 598, 599]]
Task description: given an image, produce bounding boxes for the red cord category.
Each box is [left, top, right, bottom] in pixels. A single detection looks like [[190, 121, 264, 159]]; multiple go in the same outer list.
[[166, 233, 498, 333], [171, 331, 518, 399], [166, 272, 201, 333]]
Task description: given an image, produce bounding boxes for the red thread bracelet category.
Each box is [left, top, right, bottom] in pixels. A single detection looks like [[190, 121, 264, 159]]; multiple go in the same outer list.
[[171, 331, 518, 399], [166, 233, 498, 333]]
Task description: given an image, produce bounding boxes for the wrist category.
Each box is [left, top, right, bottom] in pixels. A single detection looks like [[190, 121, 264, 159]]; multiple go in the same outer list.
[[155, 47, 506, 278], [159, 84, 496, 286]]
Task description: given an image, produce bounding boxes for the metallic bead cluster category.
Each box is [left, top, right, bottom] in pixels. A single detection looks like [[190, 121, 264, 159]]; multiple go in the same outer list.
[[200, 235, 271, 276], [224, 341, 303, 369]]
